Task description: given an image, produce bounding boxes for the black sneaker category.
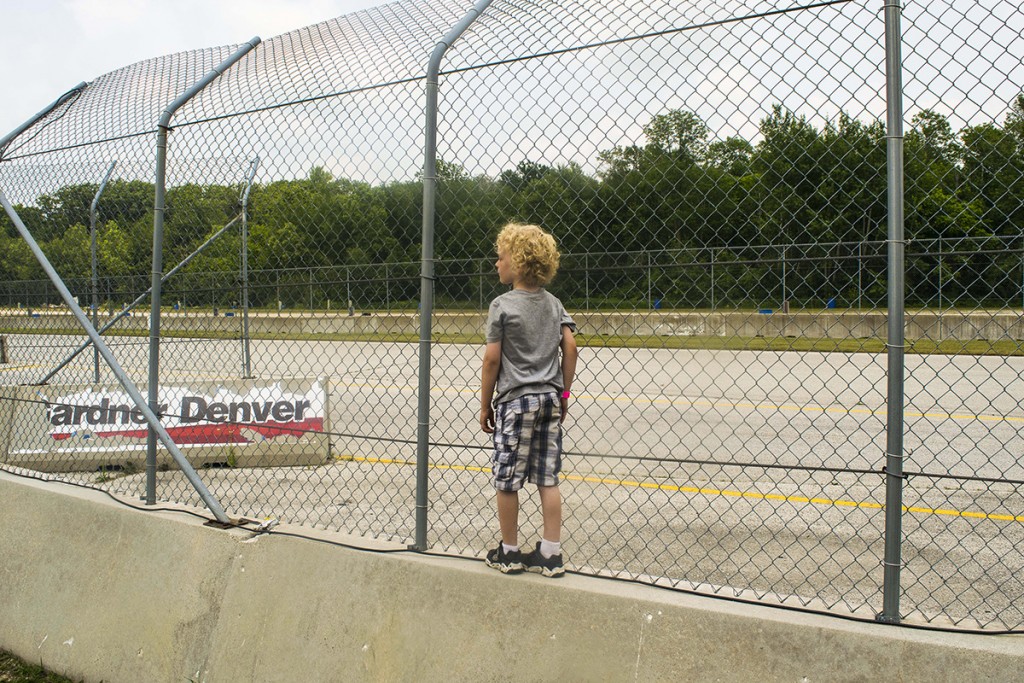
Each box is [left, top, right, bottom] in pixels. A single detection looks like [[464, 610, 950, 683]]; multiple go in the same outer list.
[[485, 542, 524, 574], [523, 542, 565, 577]]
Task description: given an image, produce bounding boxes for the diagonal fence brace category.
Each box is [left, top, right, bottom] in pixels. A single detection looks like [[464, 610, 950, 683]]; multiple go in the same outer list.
[[0, 189, 232, 524]]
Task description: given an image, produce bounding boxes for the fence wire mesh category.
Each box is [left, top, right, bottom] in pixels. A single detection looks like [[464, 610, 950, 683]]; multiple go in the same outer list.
[[1, 0, 1023, 630]]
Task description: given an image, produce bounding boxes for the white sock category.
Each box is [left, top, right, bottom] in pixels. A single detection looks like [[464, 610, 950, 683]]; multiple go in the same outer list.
[[540, 539, 561, 558], [502, 542, 519, 554]]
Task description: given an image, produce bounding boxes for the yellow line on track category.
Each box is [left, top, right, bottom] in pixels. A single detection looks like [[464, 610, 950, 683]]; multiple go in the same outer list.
[[597, 394, 1024, 425], [334, 455, 1024, 525], [336, 380, 1024, 426], [0, 364, 41, 372]]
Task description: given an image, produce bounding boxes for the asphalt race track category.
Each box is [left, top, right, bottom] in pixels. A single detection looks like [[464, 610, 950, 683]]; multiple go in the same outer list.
[[3, 334, 1023, 628]]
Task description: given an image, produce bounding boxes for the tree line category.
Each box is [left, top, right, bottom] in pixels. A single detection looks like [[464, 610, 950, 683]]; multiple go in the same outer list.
[[2, 97, 1023, 311]]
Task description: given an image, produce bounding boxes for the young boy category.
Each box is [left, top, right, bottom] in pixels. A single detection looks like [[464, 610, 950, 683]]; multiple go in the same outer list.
[[480, 222, 577, 577]]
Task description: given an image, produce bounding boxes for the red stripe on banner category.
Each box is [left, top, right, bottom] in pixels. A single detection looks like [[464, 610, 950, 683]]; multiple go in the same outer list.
[[51, 418, 325, 444]]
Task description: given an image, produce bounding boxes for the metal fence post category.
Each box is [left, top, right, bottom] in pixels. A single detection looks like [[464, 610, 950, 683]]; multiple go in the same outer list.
[[585, 252, 590, 310], [781, 244, 788, 309], [878, 0, 906, 625], [647, 251, 652, 309], [710, 248, 716, 310], [858, 239, 863, 310], [414, 0, 493, 551], [89, 161, 116, 384], [146, 37, 261, 505], [240, 156, 259, 379]]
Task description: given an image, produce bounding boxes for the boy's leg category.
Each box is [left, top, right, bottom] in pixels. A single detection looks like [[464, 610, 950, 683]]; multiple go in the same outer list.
[[488, 489, 524, 574], [486, 398, 529, 573], [496, 489, 520, 546], [537, 484, 561, 542], [487, 490, 524, 573], [529, 394, 563, 544], [522, 394, 566, 577], [524, 484, 565, 577]]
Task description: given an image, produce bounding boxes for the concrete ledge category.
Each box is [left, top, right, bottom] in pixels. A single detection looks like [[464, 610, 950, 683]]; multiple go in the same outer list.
[[3, 309, 1023, 342], [1, 471, 1022, 682]]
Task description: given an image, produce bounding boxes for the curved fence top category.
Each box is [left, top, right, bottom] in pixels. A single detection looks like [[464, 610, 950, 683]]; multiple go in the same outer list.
[[1, 45, 242, 161], [1, 0, 467, 162], [2, 0, 1020, 183]]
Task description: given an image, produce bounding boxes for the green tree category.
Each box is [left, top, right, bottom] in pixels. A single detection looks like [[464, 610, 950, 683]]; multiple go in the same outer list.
[[0, 235, 40, 281], [905, 109, 961, 218], [37, 184, 96, 240], [958, 95, 1024, 239], [643, 109, 709, 164], [380, 180, 423, 261], [750, 105, 828, 248], [499, 160, 553, 193], [99, 180, 153, 227], [42, 223, 91, 281], [707, 136, 754, 177], [97, 220, 136, 278], [163, 183, 239, 266]]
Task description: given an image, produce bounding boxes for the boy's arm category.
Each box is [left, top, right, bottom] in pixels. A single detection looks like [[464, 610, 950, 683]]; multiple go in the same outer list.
[[480, 341, 502, 433], [559, 325, 578, 424]]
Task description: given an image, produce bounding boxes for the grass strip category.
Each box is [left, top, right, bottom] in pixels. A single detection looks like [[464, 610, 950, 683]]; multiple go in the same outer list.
[[1, 327, 1021, 356], [0, 650, 78, 683]]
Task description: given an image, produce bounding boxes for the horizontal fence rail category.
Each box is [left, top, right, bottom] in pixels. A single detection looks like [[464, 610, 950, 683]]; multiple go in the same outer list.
[[2, 0, 1024, 631]]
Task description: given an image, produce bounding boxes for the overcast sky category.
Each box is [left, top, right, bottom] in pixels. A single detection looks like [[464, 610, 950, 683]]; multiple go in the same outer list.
[[0, 0, 398, 137]]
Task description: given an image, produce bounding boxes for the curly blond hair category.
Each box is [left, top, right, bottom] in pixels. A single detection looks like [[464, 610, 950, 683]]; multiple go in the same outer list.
[[496, 222, 560, 287]]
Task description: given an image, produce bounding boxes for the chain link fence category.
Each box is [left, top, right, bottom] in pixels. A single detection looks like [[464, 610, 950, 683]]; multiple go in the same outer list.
[[2, 0, 1023, 631]]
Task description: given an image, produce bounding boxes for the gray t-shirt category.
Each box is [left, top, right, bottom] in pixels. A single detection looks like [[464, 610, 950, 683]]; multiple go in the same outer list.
[[485, 288, 576, 405]]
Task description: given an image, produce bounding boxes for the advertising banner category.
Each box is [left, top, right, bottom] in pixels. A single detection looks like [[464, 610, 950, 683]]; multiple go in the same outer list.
[[4, 378, 329, 472]]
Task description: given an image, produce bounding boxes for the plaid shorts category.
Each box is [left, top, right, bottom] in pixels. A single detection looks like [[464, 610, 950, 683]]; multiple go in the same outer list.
[[491, 392, 562, 492]]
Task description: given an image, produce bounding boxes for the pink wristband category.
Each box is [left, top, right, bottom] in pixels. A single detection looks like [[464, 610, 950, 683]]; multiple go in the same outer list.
[[561, 390, 570, 399]]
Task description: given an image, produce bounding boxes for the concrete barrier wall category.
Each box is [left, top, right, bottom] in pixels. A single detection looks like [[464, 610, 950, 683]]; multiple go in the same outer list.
[[2, 309, 1023, 341], [1, 471, 1022, 683]]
